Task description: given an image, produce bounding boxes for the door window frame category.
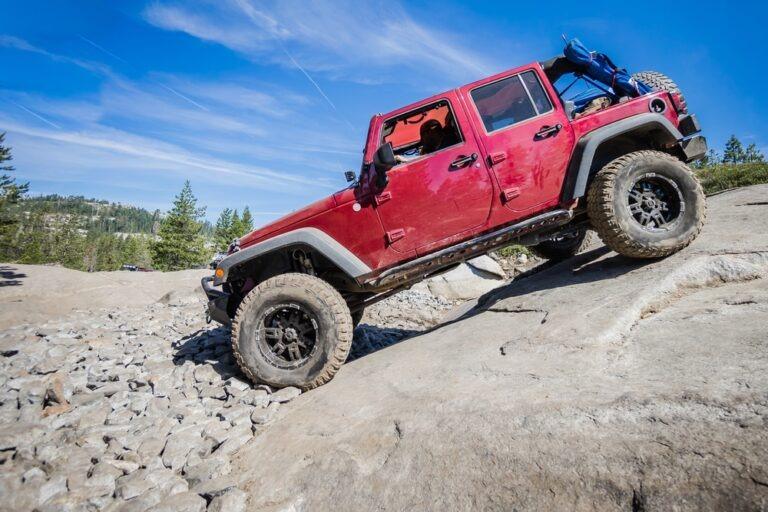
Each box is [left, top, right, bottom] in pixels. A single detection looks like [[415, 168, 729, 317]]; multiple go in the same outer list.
[[468, 69, 555, 136], [379, 98, 466, 170]]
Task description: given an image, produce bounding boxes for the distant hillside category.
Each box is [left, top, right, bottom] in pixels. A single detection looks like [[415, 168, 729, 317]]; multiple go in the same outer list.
[[0, 194, 214, 272], [6, 194, 212, 236]]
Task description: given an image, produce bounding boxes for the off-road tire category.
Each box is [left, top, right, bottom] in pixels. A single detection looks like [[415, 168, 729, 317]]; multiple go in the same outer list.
[[632, 71, 686, 111], [529, 228, 595, 261], [231, 273, 353, 390], [587, 150, 705, 258]]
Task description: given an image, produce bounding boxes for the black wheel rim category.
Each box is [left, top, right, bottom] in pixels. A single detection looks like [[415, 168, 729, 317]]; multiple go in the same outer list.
[[258, 303, 318, 368], [627, 173, 684, 232]]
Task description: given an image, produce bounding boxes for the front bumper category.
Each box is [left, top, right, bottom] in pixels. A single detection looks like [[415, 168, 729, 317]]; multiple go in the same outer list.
[[679, 135, 708, 162], [675, 112, 707, 163], [201, 276, 231, 326]]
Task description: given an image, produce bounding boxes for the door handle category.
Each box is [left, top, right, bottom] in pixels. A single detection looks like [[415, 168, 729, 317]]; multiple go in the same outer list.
[[535, 124, 562, 140], [450, 153, 478, 169]]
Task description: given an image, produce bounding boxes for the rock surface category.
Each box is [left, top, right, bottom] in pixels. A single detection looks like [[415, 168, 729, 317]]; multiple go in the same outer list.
[[0, 185, 766, 511], [0, 250, 453, 510], [230, 186, 768, 511]]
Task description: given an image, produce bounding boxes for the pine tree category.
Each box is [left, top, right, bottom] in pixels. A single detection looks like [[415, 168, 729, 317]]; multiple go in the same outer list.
[[213, 208, 233, 252], [0, 133, 28, 258], [230, 209, 242, 241], [744, 143, 765, 163], [52, 215, 85, 270], [122, 235, 152, 268], [150, 181, 209, 271], [240, 206, 254, 235], [723, 135, 746, 164]]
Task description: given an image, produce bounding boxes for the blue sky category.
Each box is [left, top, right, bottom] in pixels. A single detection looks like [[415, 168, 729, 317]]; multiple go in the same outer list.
[[1, 1, 765, 223]]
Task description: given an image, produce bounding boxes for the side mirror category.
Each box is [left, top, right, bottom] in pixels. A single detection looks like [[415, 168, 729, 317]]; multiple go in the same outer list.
[[373, 142, 396, 188], [373, 142, 396, 174], [344, 171, 356, 182]]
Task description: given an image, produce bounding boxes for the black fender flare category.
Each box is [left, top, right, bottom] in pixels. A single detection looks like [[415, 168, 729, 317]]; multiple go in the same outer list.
[[561, 113, 684, 201], [213, 227, 372, 285]]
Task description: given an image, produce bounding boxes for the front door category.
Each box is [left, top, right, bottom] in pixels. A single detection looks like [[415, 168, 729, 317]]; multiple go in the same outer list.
[[461, 68, 573, 218], [373, 94, 494, 254]]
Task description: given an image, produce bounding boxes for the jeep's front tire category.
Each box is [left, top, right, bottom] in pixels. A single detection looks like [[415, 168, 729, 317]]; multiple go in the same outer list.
[[231, 273, 353, 390], [587, 150, 705, 258], [529, 227, 594, 261]]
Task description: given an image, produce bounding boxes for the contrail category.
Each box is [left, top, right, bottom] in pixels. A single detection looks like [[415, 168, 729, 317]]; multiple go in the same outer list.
[[156, 83, 210, 112], [277, 40, 354, 131], [232, 0, 354, 130], [8, 100, 61, 129], [78, 34, 209, 112], [279, 47, 336, 111], [78, 35, 128, 64]]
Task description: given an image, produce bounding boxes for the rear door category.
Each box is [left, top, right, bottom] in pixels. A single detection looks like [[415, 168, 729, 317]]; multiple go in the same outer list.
[[460, 67, 573, 217], [373, 93, 494, 254]]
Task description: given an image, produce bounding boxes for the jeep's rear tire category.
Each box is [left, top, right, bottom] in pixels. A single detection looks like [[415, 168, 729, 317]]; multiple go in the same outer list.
[[529, 228, 594, 261], [231, 273, 353, 390], [587, 150, 705, 258], [632, 71, 686, 111]]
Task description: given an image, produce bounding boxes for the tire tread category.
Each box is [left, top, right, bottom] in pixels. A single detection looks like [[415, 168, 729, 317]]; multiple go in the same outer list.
[[586, 150, 705, 258], [230, 273, 353, 390]]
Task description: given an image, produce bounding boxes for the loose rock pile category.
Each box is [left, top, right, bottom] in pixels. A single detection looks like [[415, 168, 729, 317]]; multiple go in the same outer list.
[[0, 285, 454, 511], [0, 294, 272, 511]]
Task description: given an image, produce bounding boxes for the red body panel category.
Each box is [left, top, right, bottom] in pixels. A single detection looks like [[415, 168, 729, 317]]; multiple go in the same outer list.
[[458, 65, 575, 221], [372, 91, 494, 254], [237, 62, 686, 277]]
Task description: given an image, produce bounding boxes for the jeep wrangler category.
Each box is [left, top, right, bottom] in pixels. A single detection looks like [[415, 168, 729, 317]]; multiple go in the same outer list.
[[202, 39, 707, 390]]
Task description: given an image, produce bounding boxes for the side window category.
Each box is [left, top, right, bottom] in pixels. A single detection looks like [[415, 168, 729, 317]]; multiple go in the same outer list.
[[521, 70, 552, 115], [381, 100, 462, 163], [471, 70, 553, 133]]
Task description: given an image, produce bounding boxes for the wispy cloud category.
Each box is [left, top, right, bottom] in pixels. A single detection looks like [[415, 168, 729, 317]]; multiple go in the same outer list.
[[4, 1, 494, 219], [77, 34, 211, 112], [0, 34, 356, 208], [143, 0, 499, 83], [1, 34, 115, 78]]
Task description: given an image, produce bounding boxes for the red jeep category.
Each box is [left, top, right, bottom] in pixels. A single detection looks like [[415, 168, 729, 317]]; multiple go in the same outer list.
[[203, 42, 707, 389]]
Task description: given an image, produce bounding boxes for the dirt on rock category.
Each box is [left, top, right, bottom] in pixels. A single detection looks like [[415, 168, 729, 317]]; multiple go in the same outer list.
[[0, 185, 767, 511]]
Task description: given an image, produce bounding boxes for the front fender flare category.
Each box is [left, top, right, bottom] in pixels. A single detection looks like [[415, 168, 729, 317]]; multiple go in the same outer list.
[[213, 227, 372, 285], [562, 113, 684, 201]]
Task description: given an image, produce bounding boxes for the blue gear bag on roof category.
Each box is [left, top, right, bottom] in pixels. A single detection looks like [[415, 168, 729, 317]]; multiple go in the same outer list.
[[563, 38, 651, 98]]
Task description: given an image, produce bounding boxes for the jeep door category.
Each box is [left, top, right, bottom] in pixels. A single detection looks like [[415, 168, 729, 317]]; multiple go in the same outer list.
[[373, 93, 494, 254], [460, 67, 574, 218]]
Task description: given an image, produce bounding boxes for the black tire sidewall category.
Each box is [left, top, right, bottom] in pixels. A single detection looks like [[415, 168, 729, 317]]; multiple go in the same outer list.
[[610, 156, 702, 251], [236, 283, 343, 388], [531, 228, 590, 260]]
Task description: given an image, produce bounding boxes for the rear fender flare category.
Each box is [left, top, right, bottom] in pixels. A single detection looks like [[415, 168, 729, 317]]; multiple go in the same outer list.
[[214, 227, 371, 285], [562, 113, 683, 201]]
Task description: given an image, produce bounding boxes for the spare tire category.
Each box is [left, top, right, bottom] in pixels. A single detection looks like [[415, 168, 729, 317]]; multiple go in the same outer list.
[[632, 71, 686, 112]]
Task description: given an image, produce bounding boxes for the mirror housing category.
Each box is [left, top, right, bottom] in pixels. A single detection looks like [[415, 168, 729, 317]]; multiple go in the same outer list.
[[374, 142, 396, 172], [344, 171, 356, 182], [373, 142, 396, 188]]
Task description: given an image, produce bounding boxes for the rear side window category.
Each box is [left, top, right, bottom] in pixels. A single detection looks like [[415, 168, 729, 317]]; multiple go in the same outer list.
[[471, 70, 553, 133]]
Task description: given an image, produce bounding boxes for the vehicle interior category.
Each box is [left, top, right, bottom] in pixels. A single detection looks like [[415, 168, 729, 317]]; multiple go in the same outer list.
[[541, 48, 645, 120], [381, 101, 463, 162]]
